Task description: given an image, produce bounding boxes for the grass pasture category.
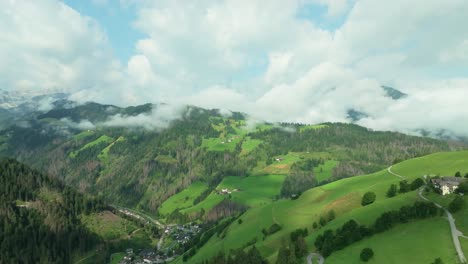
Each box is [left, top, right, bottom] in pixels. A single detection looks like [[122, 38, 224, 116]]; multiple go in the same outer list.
[[240, 137, 263, 155], [69, 135, 113, 158], [98, 136, 124, 161], [264, 152, 332, 174], [181, 174, 286, 214], [81, 211, 138, 240], [201, 135, 242, 152], [180, 192, 225, 214], [72, 130, 95, 141], [187, 151, 468, 264], [109, 252, 125, 264], [299, 124, 328, 132], [189, 168, 409, 263], [158, 182, 209, 215], [326, 217, 457, 264], [314, 160, 338, 183], [216, 175, 285, 207]]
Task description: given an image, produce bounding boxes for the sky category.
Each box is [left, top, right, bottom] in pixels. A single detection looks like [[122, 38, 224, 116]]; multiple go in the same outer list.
[[1, 0, 468, 136]]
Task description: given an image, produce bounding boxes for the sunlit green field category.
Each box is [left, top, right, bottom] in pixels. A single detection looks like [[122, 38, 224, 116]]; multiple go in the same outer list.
[[201, 136, 242, 152], [216, 175, 286, 207], [183, 151, 468, 264], [326, 217, 457, 264], [314, 160, 338, 183], [181, 174, 285, 213], [97, 136, 124, 161], [159, 181, 209, 215], [263, 152, 332, 174], [69, 134, 113, 158]]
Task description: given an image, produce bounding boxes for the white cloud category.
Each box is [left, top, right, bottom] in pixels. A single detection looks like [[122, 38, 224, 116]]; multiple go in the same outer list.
[[0, 0, 125, 95], [2, 0, 468, 137], [102, 104, 184, 130], [60, 118, 96, 130], [264, 52, 293, 85]]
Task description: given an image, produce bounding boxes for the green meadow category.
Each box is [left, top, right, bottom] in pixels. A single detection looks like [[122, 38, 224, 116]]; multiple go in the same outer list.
[[81, 211, 138, 240], [180, 174, 285, 214], [240, 137, 263, 155], [98, 136, 124, 161], [299, 124, 328, 132], [201, 136, 242, 152], [264, 152, 332, 174], [326, 217, 457, 264], [314, 160, 338, 183], [158, 181, 209, 215], [216, 175, 285, 207], [69, 135, 113, 158], [109, 252, 125, 264], [181, 192, 225, 214], [72, 130, 95, 141], [184, 151, 468, 263]]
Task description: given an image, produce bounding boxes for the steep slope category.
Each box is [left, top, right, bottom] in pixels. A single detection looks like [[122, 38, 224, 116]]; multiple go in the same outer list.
[[0, 158, 106, 263], [185, 151, 468, 263], [0, 102, 459, 218], [0, 158, 160, 264]]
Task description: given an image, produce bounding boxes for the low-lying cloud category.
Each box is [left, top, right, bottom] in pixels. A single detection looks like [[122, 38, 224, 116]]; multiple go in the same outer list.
[[59, 104, 184, 131], [102, 104, 184, 130]]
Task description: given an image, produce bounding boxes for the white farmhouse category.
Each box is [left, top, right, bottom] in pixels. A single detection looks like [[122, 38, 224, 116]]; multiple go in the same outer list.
[[431, 177, 464, 195]]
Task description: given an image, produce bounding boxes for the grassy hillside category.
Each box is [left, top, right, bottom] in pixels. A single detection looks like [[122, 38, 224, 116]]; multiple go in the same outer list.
[[81, 211, 140, 241], [159, 181, 209, 215], [216, 175, 285, 207], [69, 134, 113, 158], [0, 102, 460, 226], [326, 217, 456, 264], [185, 151, 468, 263], [179, 175, 285, 215]]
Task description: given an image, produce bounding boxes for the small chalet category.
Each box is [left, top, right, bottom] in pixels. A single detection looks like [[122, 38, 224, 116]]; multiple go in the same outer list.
[[431, 177, 464, 195]]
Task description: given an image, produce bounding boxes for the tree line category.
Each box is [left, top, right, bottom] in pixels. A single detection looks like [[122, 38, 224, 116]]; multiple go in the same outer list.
[[315, 201, 440, 257], [0, 158, 106, 263]]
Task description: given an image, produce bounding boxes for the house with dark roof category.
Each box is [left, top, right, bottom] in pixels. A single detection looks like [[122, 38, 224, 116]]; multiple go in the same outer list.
[[431, 177, 464, 195]]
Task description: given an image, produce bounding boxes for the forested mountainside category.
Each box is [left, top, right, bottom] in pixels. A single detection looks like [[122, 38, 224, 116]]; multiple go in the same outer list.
[[0, 158, 162, 264], [0, 102, 462, 218], [0, 158, 105, 263]]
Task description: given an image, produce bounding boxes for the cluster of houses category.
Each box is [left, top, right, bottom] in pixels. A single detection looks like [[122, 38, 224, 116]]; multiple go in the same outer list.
[[431, 176, 465, 195], [164, 223, 201, 246], [118, 224, 201, 264], [216, 188, 239, 195], [220, 136, 239, 144], [120, 248, 169, 264]]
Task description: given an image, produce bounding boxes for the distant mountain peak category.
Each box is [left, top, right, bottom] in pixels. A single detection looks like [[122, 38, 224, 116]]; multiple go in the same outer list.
[[0, 89, 69, 109], [381, 85, 408, 100], [347, 109, 369, 122]]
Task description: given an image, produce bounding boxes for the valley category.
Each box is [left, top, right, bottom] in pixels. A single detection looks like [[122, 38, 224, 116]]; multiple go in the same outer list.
[[2, 2, 467, 264], [1, 102, 467, 264]]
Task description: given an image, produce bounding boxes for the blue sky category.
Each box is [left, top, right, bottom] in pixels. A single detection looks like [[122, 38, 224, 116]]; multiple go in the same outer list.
[[63, 0, 143, 62], [296, 2, 349, 31]]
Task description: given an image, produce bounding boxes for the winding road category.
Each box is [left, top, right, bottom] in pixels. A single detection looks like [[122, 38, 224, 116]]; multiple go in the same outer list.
[[110, 204, 169, 250], [306, 253, 324, 264], [387, 166, 467, 263], [110, 204, 165, 227]]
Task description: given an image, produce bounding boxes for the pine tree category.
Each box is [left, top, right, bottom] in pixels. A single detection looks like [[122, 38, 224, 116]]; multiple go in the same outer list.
[[386, 184, 397, 197]]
